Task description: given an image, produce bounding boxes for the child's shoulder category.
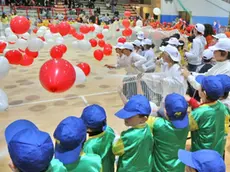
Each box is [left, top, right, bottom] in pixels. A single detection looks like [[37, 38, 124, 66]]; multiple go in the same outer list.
[[46, 159, 67, 172]]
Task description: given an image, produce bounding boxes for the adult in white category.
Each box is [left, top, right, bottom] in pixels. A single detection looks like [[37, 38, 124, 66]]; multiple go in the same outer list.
[[143, 45, 187, 106], [185, 23, 207, 71], [182, 38, 230, 91]]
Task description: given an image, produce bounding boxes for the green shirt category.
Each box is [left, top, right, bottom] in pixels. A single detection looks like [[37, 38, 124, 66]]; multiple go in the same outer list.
[[189, 101, 227, 155], [65, 153, 102, 172], [147, 116, 189, 172], [83, 126, 115, 172], [112, 124, 153, 172], [46, 159, 67, 172]]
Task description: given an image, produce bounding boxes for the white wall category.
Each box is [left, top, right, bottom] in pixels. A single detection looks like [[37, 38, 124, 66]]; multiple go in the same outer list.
[[161, 0, 178, 15]]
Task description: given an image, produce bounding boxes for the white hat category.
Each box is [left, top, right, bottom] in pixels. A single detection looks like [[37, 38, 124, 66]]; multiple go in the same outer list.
[[132, 40, 141, 47], [137, 31, 144, 40], [212, 33, 227, 40], [161, 45, 181, 62], [203, 49, 213, 60], [113, 43, 123, 49], [195, 23, 205, 35], [209, 38, 230, 52], [166, 37, 183, 46], [120, 42, 134, 51], [149, 101, 158, 115], [142, 38, 152, 45], [159, 46, 165, 52]]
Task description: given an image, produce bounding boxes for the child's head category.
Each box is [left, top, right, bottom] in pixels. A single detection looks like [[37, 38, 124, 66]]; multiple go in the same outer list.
[[115, 95, 151, 126], [187, 35, 195, 43], [178, 149, 225, 172], [212, 33, 227, 44], [81, 104, 107, 133], [54, 116, 87, 165], [171, 33, 180, 40], [164, 93, 188, 129], [196, 75, 224, 102], [136, 31, 144, 41], [142, 38, 155, 50], [216, 74, 230, 99], [160, 45, 181, 64], [194, 23, 205, 36], [166, 37, 182, 48], [202, 49, 213, 63], [209, 38, 230, 62], [120, 42, 134, 56], [178, 40, 184, 50], [5, 120, 54, 172], [132, 40, 141, 50], [114, 43, 123, 54]]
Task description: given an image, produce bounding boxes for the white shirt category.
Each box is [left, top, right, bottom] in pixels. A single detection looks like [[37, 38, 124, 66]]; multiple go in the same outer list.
[[116, 52, 146, 75], [187, 60, 230, 90], [141, 49, 156, 72], [185, 35, 207, 65]]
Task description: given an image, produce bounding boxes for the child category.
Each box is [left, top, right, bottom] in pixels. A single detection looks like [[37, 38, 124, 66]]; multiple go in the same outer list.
[[147, 93, 189, 172], [196, 49, 214, 73], [132, 40, 142, 55], [189, 76, 226, 155], [81, 104, 115, 172], [113, 95, 153, 172], [217, 74, 230, 109], [54, 116, 102, 172], [5, 119, 67, 172], [185, 23, 207, 71], [178, 149, 225, 172]]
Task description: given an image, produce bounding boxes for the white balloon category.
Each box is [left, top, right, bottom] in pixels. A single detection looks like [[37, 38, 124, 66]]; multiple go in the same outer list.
[[28, 38, 44, 52], [153, 8, 161, 15], [40, 26, 47, 31], [56, 40, 63, 45], [7, 34, 17, 43], [56, 37, 64, 44], [136, 20, 143, 27], [21, 32, 30, 40], [0, 89, 8, 112], [5, 27, 13, 36], [0, 36, 6, 41], [102, 29, 111, 39], [16, 39, 28, 50], [133, 26, 142, 32], [37, 30, 45, 37], [74, 66, 86, 85], [0, 56, 10, 80], [44, 32, 53, 40], [72, 41, 79, 49], [78, 40, 91, 51]]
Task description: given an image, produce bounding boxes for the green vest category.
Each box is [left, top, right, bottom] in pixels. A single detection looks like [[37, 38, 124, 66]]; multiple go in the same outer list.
[[112, 124, 153, 172], [189, 101, 226, 155], [64, 153, 102, 172], [83, 126, 115, 172], [147, 117, 189, 172], [46, 159, 67, 172]]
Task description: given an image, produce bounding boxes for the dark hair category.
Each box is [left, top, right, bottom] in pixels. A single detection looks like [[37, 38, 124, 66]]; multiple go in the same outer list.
[[171, 33, 180, 39], [218, 50, 230, 59], [223, 92, 229, 99], [201, 88, 219, 101], [228, 52, 230, 60], [138, 114, 149, 118], [204, 24, 215, 37], [160, 37, 169, 47], [203, 58, 212, 63], [178, 40, 184, 49], [145, 44, 155, 49], [187, 35, 195, 43]]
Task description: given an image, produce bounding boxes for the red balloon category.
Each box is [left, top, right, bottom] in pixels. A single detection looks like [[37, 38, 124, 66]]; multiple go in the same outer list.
[[77, 62, 91, 76], [10, 16, 30, 34], [69, 26, 76, 35], [93, 50, 104, 61], [97, 33, 104, 39], [0, 41, 7, 53], [20, 54, 34, 66], [38, 36, 45, 42], [124, 11, 131, 18], [25, 48, 39, 58], [73, 32, 84, 40], [103, 47, 112, 56], [5, 50, 22, 65], [89, 39, 97, 47], [80, 25, 90, 34], [103, 25, 109, 29], [118, 37, 126, 43], [58, 22, 71, 36], [39, 59, 76, 93], [50, 46, 63, 59], [33, 28, 38, 34], [122, 19, 130, 28], [122, 28, 132, 37], [104, 44, 112, 49], [90, 25, 95, 32], [98, 40, 105, 48], [58, 44, 67, 54], [50, 24, 59, 33]]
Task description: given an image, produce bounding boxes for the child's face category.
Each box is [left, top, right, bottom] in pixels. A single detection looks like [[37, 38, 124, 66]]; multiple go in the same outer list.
[[124, 115, 147, 127], [214, 50, 228, 62], [185, 166, 197, 172]]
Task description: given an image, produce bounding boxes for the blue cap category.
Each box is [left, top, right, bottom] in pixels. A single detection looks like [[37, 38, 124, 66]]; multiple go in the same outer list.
[[196, 75, 224, 100], [178, 149, 226, 172], [165, 93, 188, 129], [81, 104, 107, 130], [216, 74, 230, 93], [5, 120, 54, 172], [54, 116, 87, 165], [115, 95, 151, 119]]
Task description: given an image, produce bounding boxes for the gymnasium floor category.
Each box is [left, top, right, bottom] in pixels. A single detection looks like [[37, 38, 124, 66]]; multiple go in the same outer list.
[[0, 38, 230, 171]]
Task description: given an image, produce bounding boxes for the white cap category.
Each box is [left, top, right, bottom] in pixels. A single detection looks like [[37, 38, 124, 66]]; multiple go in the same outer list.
[[212, 33, 227, 40], [209, 38, 230, 52], [149, 101, 158, 115], [137, 31, 144, 40], [161, 45, 181, 62], [203, 49, 213, 60], [142, 38, 152, 45], [166, 37, 183, 46], [113, 43, 123, 49], [195, 23, 205, 35], [132, 40, 141, 47], [120, 42, 134, 51]]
